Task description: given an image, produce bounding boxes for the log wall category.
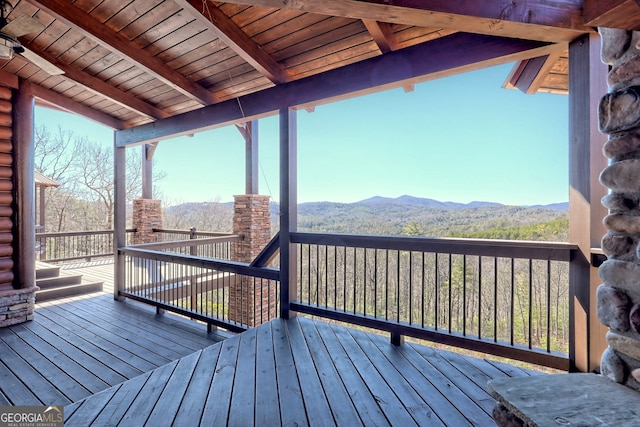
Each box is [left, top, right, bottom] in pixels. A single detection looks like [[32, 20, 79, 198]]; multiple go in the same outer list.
[[0, 85, 14, 292]]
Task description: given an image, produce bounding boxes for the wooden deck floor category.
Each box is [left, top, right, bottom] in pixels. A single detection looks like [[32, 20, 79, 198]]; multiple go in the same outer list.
[[0, 289, 224, 406], [64, 316, 541, 426], [1, 260, 544, 425]]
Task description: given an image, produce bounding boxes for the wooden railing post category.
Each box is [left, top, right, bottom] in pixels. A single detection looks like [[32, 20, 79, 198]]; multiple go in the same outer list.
[[114, 143, 126, 300]]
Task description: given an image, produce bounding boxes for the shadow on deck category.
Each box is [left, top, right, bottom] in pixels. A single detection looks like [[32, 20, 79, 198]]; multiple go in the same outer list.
[[2, 260, 543, 425]]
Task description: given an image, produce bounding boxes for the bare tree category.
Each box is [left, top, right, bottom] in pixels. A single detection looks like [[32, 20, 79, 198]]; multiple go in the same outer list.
[[35, 125, 165, 231]]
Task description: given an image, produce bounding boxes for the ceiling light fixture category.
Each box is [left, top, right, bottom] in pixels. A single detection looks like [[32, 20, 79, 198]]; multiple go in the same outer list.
[[0, 34, 12, 60]]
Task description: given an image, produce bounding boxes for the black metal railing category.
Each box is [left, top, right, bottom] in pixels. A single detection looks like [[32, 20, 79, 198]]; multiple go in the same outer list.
[[135, 233, 243, 261], [289, 232, 578, 370], [115, 229, 580, 369], [36, 229, 136, 263], [119, 241, 279, 332]]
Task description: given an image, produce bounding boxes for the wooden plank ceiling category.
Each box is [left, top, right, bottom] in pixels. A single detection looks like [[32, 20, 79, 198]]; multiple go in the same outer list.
[[0, 1, 600, 131]]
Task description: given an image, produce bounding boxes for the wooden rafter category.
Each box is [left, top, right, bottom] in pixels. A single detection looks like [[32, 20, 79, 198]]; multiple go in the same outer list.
[[176, 0, 291, 84], [508, 44, 566, 94], [362, 20, 397, 53], [226, 0, 588, 42], [30, 84, 125, 130], [116, 33, 553, 147], [27, 0, 219, 106], [19, 44, 170, 120]]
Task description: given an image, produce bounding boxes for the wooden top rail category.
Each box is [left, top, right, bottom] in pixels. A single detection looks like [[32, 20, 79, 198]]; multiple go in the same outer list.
[[36, 228, 136, 238], [291, 232, 579, 262], [119, 247, 279, 281], [131, 235, 244, 251], [152, 228, 239, 238]]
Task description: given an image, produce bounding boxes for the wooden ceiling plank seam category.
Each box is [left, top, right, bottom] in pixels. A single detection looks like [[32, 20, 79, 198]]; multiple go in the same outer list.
[[271, 20, 368, 64], [73, 0, 118, 17], [251, 13, 330, 48], [28, 0, 219, 105], [144, 23, 205, 58], [102, 0, 165, 33], [216, 2, 253, 19], [362, 19, 397, 54], [266, 16, 360, 57], [280, 30, 375, 70], [226, 3, 277, 28], [175, 0, 291, 85], [224, 0, 588, 43], [241, 9, 305, 39], [67, 42, 112, 72], [154, 30, 216, 65], [115, 33, 553, 147], [123, 3, 192, 49], [30, 83, 124, 129], [87, 0, 137, 24]]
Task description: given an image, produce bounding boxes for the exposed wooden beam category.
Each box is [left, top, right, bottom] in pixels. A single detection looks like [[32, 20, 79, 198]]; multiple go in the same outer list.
[[27, 0, 218, 106], [584, 0, 640, 30], [116, 33, 552, 147], [30, 84, 125, 130], [510, 44, 566, 94], [176, 0, 291, 84], [20, 44, 170, 120], [362, 20, 397, 53], [227, 0, 588, 42]]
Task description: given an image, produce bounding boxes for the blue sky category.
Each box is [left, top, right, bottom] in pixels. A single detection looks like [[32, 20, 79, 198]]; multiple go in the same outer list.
[[35, 62, 569, 206]]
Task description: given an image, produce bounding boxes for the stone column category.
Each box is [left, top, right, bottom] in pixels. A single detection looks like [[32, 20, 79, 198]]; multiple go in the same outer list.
[[596, 28, 640, 390], [132, 199, 162, 244], [228, 194, 274, 326]]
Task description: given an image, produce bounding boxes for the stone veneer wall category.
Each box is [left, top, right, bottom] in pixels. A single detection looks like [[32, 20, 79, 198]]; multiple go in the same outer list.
[[596, 28, 640, 390], [228, 194, 274, 327], [131, 199, 162, 244], [0, 287, 37, 327]]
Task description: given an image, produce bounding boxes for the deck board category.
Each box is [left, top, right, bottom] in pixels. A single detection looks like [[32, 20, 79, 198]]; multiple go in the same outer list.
[[0, 277, 222, 407], [64, 316, 543, 426]]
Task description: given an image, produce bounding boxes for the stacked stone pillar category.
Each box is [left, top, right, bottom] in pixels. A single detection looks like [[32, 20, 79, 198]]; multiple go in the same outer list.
[[132, 199, 162, 244], [228, 194, 274, 327], [597, 28, 640, 391]]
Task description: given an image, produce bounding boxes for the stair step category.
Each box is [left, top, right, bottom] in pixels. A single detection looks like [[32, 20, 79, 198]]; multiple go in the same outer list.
[[35, 262, 61, 280], [36, 282, 103, 302], [37, 272, 83, 289]]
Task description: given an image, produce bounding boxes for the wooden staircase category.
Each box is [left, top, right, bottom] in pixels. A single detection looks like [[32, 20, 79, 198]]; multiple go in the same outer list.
[[35, 261, 103, 302]]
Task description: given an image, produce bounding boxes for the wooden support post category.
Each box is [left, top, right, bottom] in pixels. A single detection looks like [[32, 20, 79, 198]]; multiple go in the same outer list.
[[39, 187, 45, 231], [114, 143, 126, 300], [568, 32, 609, 373], [246, 121, 259, 195], [13, 79, 35, 290], [141, 143, 156, 199], [279, 108, 297, 319]]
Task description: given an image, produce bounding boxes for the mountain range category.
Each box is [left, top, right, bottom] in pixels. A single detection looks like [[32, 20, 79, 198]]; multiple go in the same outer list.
[[164, 195, 568, 238]]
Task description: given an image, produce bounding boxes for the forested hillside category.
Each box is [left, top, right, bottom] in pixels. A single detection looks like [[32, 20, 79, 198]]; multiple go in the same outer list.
[[164, 196, 568, 241]]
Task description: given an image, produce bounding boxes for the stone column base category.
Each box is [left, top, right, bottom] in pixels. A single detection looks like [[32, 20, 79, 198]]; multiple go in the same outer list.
[[0, 286, 38, 327]]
